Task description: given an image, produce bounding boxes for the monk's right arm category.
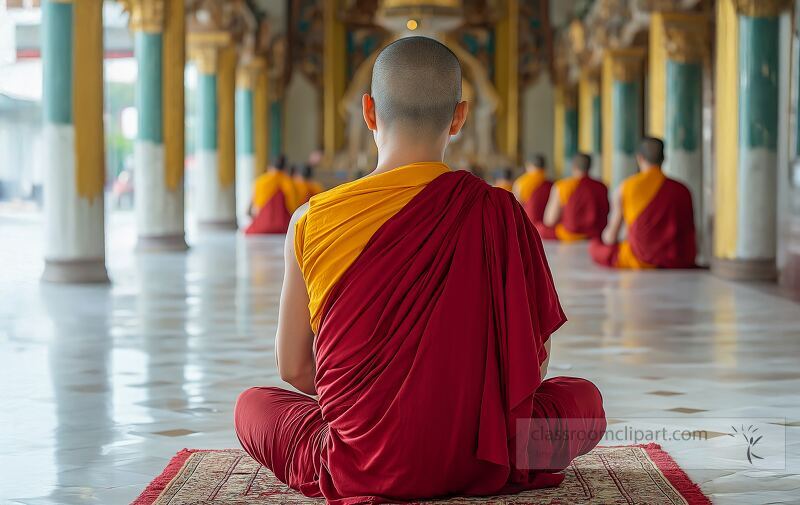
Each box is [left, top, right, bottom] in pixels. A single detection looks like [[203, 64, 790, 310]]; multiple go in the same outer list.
[[542, 188, 561, 227], [601, 188, 623, 246], [540, 338, 551, 379], [275, 204, 317, 395]]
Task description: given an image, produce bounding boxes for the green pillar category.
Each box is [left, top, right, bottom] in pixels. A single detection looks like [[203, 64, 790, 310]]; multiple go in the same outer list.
[[611, 80, 641, 188], [236, 79, 255, 227], [564, 106, 578, 165], [126, 1, 187, 251], [136, 33, 163, 144], [197, 73, 218, 153], [591, 95, 602, 154], [735, 14, 780, 262], [602, 48, 645, 189], [712, 0, 791, 280], [41, 0, 108, 283], [190, 43, 236, 230]]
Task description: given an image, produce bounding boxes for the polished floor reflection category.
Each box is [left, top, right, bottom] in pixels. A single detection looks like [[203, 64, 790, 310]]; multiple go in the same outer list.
[[1, 211, 799, 504]]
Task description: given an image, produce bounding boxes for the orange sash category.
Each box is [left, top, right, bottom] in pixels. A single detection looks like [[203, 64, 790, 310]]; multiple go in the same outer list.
[[295, 162, 450, 333], [616, 170, 665, 269], [252, 170, 299, 212], [513, 171, 547, 202]]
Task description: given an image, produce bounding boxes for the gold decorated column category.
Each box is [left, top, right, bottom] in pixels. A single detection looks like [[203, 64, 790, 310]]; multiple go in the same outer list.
[[188, 29, 238, 229], [254, 62, 270, 177], [123, 0, 189, 251], [235, 55, 268, 227], [41, 0, 109, 283], [649, 11, 708, 264], [554, 81, 578, 178], [495, 0, 520, 162], [578, 68, 601, 172], [713, 0, 793, 280], [323, 0, 346, 167], [601, 47, 645, 189]]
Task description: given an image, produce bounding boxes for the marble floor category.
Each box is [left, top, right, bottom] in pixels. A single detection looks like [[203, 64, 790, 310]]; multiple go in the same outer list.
[[1, 209, 799, 505]]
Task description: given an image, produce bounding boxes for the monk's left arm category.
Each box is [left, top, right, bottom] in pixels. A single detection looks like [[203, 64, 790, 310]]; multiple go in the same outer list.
[[512, 182, 521, 201], [540, 338, 551, 379], [542, 189, 561, 227], [275, 205, 317, 395], [602, 188, 624, 246]]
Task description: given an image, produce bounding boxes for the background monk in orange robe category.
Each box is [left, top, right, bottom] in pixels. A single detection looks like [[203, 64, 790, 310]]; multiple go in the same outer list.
[[590, 137, 696, 269], [536, 153, 608, 242], [493, 167, 514, 191], [513, 154, 552, 225], [292, 164, 324, 205], [245, 155, 300, 234], [234, 36, 605, 504]]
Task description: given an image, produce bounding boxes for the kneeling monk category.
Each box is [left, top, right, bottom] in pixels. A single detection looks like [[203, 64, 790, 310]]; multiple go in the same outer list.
[[234, 37, 606, 504], [591, 137, 696, 269], [246, 156, 300, 234], [536, 153, 608, 242], [513, 154, 552, 225]]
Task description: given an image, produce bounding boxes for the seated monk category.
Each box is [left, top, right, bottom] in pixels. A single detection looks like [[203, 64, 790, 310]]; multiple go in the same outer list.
[[245, 155, 300, 235], [536, 153, 609, 242], [493, 167, 514, 191], [590, 137, 696, 269], [234, 37, 605, 504], [293, 163, 324, 205], [513, 153, 553, 224]]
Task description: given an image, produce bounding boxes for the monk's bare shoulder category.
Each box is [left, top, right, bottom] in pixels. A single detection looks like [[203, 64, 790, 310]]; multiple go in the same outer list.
[[285, 203, 310, 257], [290, 202, 310, 227]]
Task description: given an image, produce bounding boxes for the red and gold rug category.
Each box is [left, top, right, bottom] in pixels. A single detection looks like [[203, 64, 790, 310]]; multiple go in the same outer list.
[[133, 444, 710, 504]]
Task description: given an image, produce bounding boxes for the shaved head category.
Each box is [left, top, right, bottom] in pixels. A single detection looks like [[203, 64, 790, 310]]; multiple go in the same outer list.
[[371, 36, 462, 136], [573, 153, 592, 173], [639, 137, 665, 166]]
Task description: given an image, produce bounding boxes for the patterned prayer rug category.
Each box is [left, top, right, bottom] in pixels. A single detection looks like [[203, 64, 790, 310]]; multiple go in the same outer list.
[[132, 444, 710, 504]]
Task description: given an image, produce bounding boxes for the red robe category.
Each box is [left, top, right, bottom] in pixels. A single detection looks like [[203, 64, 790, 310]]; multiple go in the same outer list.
[[245, 190, 291, 234], [628, 179, 696, 268], [537, 177, 608, 241], [236, 171, 606, 503], [522, 180, 553, 224], [591, 176, 696, 269]]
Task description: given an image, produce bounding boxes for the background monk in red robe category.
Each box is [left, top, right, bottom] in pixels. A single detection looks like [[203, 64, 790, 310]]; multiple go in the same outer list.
[[234, 37, 605, 504], [513, 154, 552, 225], [590, 137, 696, 269], [245, 155, 300, 235], [536, 153, 608, 242]]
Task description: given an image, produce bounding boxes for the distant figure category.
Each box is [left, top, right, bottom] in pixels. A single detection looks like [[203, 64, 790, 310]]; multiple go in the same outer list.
[[112, 169, 134, 209], [245, 155, 300, 234], [536, 153, 609, 242], [307, 149, 324, 169], [513, 154, 552, 225], [234, 36, 604, 504], [293, 164, 324, 205], [591, 137, 696, 269], [493, 167, 513, 191]]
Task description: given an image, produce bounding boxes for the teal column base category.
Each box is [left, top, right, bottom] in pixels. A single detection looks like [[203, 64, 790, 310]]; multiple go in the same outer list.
[[734, 15, 780, 261]]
